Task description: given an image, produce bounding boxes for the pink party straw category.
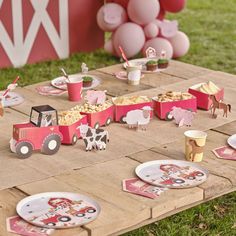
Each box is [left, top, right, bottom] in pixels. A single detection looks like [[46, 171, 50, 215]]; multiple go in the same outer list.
[[60, 68, 71, 82], [118, 46, 130, 66], [3, 76, 20, 97]]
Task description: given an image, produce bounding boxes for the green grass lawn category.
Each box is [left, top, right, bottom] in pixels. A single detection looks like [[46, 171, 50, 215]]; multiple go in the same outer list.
[[0, 0, 236, 235]]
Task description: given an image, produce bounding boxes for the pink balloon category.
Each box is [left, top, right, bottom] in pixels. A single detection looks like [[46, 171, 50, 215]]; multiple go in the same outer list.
[[107, 0, 129, 8], [168, 31, 190, 58], [159, 0, 186, 13], [143, 37, 173, 59], [144, 23, 159, 39], [127, 0, 160, 25], [113, 23, 145, 58], [97, 3, 127, 32]]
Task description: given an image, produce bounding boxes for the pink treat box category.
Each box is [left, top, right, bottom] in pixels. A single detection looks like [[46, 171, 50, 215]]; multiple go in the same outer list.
[[188, 83, 224, 110], [114, 101, 153, 123], [81, 105, 114, 129], [152, 97, 197, 120], [59, 115, 87, 145]]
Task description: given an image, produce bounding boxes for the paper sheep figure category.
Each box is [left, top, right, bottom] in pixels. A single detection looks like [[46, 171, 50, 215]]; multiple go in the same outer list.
[[81, 62, 89, 74], [79, 124, 109, 151], [169, 107, 195, 127], [123, 106, 152, 130], [85, 90, 107, 105]]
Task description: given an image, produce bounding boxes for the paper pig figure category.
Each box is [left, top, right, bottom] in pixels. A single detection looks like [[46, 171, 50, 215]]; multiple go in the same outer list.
[[170, 107, 195, 127], [103, 3, 124, 24], [159, 20, 178, 38], [123, 106, 152, 130], [85, 90, 107, 105], [79, 124, 109, 151]]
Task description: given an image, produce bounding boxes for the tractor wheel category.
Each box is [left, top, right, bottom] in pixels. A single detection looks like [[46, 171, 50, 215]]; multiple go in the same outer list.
[[105, 117, 112, 126], [15, 142, 33, 159], [71, 134, 78, 145], [174, 178, 185, 184], [76, 213, 85, 217], [46, 222, 56, 227], [94, 122, 100, 129], [58, 216, 71, 222], [187, 176, 196, 180], [165, 112, 174, 121], [196, 172, 204, 177], [120, 116, 126, 123], [41, 134, 61, 155], [87, 208, 96, 213]]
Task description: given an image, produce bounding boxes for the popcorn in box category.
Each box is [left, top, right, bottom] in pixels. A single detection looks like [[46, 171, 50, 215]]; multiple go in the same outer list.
[[188, 81, 224, 110], [152, 91, 197, 120], [71, 102, 114, 129], [58, 110, 88, 145], [112, 96, 153, 123]]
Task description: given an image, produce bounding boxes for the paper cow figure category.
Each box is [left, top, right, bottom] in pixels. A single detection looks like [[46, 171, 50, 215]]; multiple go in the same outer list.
[[79, 124, 109, 151], [169, 107, 195, 127], [85, 90, 107, 105], [123, 106, 152, 130]]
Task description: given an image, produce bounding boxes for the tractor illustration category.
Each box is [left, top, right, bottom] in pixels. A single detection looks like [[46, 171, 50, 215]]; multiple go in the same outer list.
[[66, 206, 96, 217], [10, 105, 62, 158], [181, 171, 204, 180], [159, 175, 185, 186], [41, 213, 71, 227]]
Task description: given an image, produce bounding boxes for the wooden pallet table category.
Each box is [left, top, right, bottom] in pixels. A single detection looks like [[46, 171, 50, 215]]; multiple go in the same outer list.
[[0, 60, 235, 235]]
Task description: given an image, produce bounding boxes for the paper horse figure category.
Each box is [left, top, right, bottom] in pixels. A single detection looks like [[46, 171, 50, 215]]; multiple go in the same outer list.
[[85, 90, 107, 105], [79, 124, 109, 151], [81, 62, 89, 74], [209, 95, 231, 118], [123, 106, 152, 130], [169, 107, 195, 127], [145, 47, 157, 58]]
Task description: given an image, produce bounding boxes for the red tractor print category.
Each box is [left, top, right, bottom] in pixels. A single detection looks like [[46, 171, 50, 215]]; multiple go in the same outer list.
[[181, 171, 204, 180], [10, 105, 62, 159], [41, 213, 71, 227], [66, 206, 96, 217], [159, 176, 185, 186]]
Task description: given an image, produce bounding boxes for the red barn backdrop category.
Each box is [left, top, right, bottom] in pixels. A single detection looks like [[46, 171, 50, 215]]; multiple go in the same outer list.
[[0, 0, 104, 68]]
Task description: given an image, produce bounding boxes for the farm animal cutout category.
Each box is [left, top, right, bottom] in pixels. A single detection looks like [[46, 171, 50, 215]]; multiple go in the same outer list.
[[159, 20, 178, 38], [209, 95, 231, 118], [188, 140, 204, 162], [145, 47, 157, 58], [85, 90, 107, 105], [123, 106, 152, 130], [81, 63, 89, 74], [169, 107, 195, 127], [79, 124, 109, 151]]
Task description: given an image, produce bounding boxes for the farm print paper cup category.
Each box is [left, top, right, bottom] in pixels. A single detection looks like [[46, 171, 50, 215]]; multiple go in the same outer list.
[[126, 64, 142, 85], [184, 130, 207, 162], [66, 77, 83, 102]]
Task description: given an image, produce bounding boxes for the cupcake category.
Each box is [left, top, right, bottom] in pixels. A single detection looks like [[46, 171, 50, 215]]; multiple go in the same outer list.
[[146, 60, 158, 71], [82, 76, 93, 87], [158, 58, 169, 69]]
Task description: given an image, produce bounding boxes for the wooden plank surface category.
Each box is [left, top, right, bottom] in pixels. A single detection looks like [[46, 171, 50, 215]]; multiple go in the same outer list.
[[212, 121, 236, 136]]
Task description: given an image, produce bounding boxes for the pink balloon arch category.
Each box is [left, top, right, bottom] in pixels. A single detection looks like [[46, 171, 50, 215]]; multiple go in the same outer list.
[[97, 0, 190, 59]]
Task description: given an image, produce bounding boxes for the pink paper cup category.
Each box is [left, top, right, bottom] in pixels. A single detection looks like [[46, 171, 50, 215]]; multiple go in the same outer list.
[[66, 77, 83, 102]]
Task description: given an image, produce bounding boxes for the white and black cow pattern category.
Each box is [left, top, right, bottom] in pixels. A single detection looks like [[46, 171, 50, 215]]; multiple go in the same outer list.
[[79, 124, 109, 151]]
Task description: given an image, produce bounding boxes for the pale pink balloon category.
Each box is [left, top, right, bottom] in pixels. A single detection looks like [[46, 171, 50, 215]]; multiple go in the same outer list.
[[144, 23, 159, 39], [143, 37, 173, 59], [168, 31, 190, 58], [104, 39, 115, 54], [97, 3, 127, 32], [127, 0, 160, 25], [113, 22, 145, 58]]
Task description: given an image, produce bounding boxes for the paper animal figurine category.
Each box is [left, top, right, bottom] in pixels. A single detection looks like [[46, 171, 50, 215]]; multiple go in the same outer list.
[[159, 20, 178, 38], [188, 139, 204, 162], [85, 90, 107, 105], [81, 62, 89, 74], [145, 47, 157, 58], [79, 124, 109, 151], [169, 107, 195, 127], [123, 106, 152, 130], [209, 95, 231, 118], [160, 50, 167, 59]]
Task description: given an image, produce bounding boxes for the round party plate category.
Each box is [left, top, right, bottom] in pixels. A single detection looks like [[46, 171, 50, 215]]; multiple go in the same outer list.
[[51, 74, 101, 91], [0, 91, 24, 107], [227, 134, 236, 149], [123, 57, 167, 73], [135, 160, 208, 189], [16, 192, 101, 229]]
